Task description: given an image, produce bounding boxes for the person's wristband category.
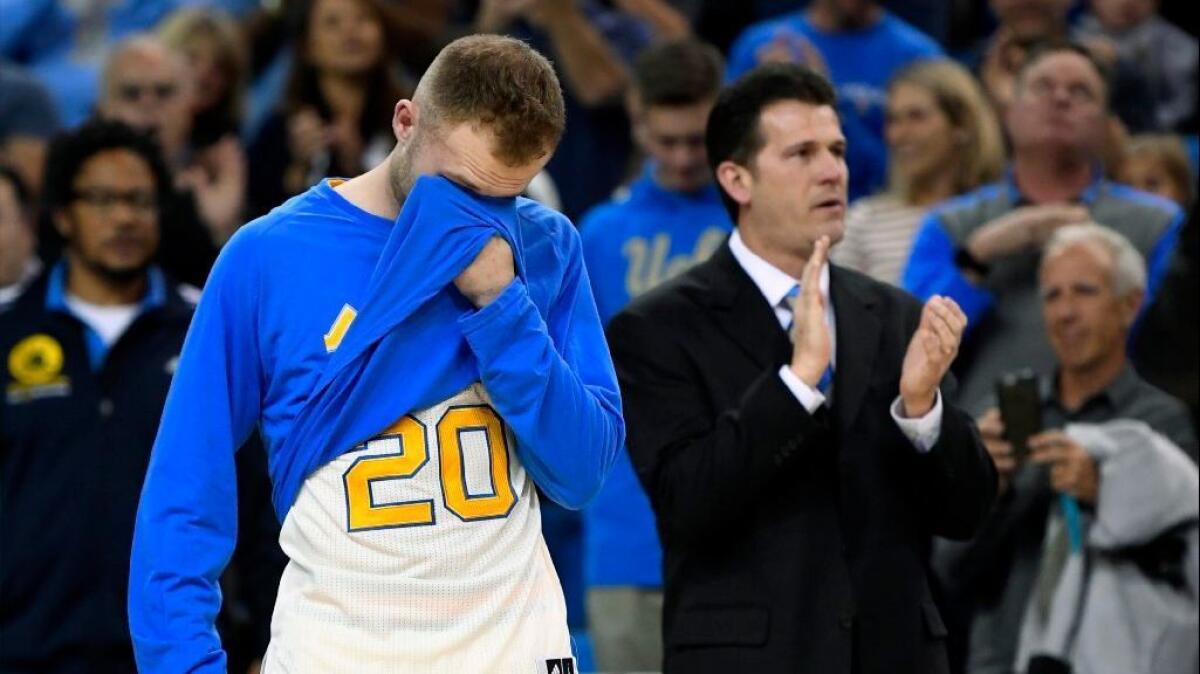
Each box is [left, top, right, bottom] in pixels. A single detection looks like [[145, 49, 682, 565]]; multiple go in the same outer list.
[[954, 246, 991, 277]]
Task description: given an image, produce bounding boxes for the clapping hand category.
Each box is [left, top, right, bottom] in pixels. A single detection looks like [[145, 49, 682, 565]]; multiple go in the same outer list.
[[899, 296, 966, 417], [788, 235, 833, 387]]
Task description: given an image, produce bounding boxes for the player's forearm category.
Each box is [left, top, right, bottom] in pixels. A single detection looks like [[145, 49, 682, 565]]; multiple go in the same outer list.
[[130, 236, 264, 672], [130, 427, 238, 673], [459, 280, 625, 509]]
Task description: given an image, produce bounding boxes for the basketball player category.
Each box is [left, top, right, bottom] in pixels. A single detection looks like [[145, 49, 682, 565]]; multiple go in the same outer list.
[[128, 35, 623, 674]]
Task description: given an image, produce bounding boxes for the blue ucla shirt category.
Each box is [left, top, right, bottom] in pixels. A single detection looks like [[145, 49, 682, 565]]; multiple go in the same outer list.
[[580, 164, 732, 587], [129, 177, 624, 672], [726, 11, 942, 200], [581, 164, 733, 325]]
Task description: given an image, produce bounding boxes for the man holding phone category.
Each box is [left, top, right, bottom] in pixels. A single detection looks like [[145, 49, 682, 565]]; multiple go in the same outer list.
[[936, 223, 1197, 674]]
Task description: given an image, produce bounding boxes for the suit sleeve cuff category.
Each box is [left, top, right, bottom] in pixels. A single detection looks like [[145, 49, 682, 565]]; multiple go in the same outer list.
[[890, 391, 943, 453], [778, 365, 826, 414]]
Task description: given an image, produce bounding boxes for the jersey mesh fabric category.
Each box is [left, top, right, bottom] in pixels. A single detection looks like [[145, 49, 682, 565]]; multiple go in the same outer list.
[[264, 383, 572, 673]]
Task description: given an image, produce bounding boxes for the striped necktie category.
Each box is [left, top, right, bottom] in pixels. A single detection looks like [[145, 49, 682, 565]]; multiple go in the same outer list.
[[782, 284, 834, 394]]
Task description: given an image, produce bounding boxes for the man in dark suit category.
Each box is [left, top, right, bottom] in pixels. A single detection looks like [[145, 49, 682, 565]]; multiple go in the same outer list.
[[606, 63, 997, 674]]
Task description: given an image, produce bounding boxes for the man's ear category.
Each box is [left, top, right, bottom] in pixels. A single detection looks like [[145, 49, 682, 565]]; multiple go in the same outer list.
[[392, 99, 418, 143], [1120, 287, 1144, 328], [715, 160, 752, 213]]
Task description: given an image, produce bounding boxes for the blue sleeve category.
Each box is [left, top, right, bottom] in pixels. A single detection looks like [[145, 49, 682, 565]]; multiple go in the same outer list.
[[458, 231, 625, 510], [901, 213, 996, 326], [578, 210, 619, 326], [128, 228, 265, 673]]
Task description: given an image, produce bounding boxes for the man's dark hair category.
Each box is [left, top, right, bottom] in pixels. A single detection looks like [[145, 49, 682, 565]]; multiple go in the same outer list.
[[633, 39, 724, 108], [1017, 39, 1113, 107], [705, 63, 838, 221], [0, 165, 30, 212], [39, 119, 173, 257]]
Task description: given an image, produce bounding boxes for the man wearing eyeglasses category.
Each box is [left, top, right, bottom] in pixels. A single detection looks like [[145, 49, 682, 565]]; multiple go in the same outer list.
[[0, 119, 278, 674]]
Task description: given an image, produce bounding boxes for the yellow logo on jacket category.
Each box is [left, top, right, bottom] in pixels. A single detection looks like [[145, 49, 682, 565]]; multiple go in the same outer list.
[[6, 333, 71, 404], [8, 334, 64, 386]]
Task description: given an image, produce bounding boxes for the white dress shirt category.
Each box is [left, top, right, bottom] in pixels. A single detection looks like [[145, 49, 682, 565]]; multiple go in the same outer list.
[[728, 230, 942, 451]]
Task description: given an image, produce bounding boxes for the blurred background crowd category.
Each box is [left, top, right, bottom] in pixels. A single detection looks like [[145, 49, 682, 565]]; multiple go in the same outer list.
[[0, 0, 1196, 673]]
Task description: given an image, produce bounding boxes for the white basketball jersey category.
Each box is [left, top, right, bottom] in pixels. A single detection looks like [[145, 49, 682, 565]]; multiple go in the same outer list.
[[262, 383, 574, 674]]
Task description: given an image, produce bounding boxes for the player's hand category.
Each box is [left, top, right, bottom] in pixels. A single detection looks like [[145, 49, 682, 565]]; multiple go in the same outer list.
[[455, 236, 515, 308], [1030, 431, 1099, 505], [978, 408, 1015, 495], [789, 235, 833, 387], [965, 204, 1090, 265], [899, 295, 966, 418]]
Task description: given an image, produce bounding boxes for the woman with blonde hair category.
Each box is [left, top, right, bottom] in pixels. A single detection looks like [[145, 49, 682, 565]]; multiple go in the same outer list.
[[158, 6, 249, 150], [834, 58, 1005, 285]]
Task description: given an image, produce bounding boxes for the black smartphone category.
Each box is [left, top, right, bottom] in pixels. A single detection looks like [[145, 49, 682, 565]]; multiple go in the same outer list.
[[996, 370, 1043, 462]]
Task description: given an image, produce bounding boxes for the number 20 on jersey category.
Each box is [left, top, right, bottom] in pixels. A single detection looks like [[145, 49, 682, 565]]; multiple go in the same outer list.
[[342, 405, 517, 531]]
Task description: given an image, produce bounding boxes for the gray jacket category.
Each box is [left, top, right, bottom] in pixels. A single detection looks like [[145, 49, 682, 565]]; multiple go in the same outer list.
[[1016, 420, 1199, 674]]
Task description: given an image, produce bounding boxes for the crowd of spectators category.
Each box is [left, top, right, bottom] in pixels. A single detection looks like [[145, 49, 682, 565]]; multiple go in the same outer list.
[[1, 1, 1196, 673]]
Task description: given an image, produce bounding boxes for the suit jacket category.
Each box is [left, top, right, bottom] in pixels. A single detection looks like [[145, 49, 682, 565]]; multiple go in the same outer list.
[[607, 242, 997, 674]]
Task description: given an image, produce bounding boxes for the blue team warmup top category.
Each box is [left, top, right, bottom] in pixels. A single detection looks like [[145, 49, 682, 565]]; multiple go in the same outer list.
[[128, 176, 624, 672]]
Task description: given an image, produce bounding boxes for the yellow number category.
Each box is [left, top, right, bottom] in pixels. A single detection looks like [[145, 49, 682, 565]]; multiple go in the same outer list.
[[343, 416, 433, 531], [343, 405, 517, 531], [438, 406, 517, 522]]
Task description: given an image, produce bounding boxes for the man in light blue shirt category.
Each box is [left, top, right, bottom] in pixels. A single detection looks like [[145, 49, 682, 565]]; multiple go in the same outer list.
[[579, 38, 732, 672]]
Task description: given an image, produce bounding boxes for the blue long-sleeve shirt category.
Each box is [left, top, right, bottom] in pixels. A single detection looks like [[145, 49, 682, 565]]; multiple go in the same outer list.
[[128, 177, 624, 672]]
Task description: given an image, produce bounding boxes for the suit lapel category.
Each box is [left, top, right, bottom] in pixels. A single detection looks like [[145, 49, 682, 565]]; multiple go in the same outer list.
[[830, 266, 880, 432], [692, 243, 792, 370]]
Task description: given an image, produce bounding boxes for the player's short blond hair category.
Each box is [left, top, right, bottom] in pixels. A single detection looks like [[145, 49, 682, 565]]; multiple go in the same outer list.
[[419, 36, 566, 167]]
